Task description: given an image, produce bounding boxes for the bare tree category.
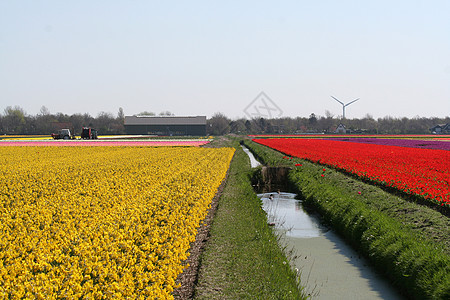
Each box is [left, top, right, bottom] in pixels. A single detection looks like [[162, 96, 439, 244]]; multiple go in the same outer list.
[[159, 111, 174, 116], [207, 112, 230, 135], [35, 106, 55, 134], [95, 112, 115, 134], [117, 107, 124, 120], [2, 106, 26, 133]]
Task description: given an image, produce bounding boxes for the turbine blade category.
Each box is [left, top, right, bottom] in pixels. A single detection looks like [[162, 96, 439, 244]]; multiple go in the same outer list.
[[331, 96, 344, 105], [344, 98, 359, 107]]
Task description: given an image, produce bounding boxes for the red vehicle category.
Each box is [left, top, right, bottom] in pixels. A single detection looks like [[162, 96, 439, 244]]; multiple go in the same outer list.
[[80, 127, 98, 139]]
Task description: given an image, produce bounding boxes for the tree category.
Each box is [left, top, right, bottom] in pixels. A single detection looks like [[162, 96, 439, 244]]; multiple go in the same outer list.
[[229, 119, 246, 134], [117, 107, 124, 120], [34, 106, 55, 134], [69, 114, 87, 134], [94, 112, 115, 134], [2, 106, 26, 133], [245, 120, 253, 133], [309, 113, 317, 125], [136, 111, 155, 116], [325, 110, 334, 119], [255, 118, 269, 133], [320, 110, 335, 133], [39, 106, 50, 116], [207, 113, 230, 135], [308, 113, 318, 131], [0, 106, 449, 135]]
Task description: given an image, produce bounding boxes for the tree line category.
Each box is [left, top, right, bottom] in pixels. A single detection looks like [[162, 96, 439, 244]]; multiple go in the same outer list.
[[0, 106, 126, 135], [207, 112, 450, 135], [1, 106, 448, 135], [0, 106, 177, 135]]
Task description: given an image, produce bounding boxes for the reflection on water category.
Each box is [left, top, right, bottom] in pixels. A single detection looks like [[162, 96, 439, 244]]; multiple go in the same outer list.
[[258, 192, 323, 238], [258, 192, 403, 299], [241, 145, 261, 168]]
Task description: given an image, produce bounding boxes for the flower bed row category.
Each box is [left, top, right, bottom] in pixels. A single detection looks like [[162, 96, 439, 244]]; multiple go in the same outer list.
[[253, 138, 450, 206], [324, 137, 450, 151], [0, 140, 210, 146], [249, 134, 444, 139], [244, 139, 450, 299], [0, 146, 234, 298]]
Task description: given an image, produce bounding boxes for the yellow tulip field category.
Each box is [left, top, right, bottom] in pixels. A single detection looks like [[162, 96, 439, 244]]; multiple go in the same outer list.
[[0, 146, 234, 299]]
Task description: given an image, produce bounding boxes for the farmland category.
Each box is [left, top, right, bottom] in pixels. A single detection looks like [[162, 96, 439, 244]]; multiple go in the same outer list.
[[1, 134, 449, 299], [0, 139, 211, 147], [245, 137, 450, 299], [0, 146, 233, 298], [324, 137, 450, 150], [253, 138, 450, 207]]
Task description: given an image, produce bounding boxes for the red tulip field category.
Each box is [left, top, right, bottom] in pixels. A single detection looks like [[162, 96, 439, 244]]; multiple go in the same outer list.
[[253, 138, 450, 207]]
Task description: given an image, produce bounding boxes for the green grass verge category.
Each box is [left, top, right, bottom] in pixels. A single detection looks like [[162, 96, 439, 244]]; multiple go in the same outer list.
[[193, 140, 305, 300], [243, 139, 450, 300]]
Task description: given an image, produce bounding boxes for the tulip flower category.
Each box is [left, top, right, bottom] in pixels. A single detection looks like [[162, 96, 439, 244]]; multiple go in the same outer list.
[[0, 146, 234, 297], [253, 137, 450, 207]]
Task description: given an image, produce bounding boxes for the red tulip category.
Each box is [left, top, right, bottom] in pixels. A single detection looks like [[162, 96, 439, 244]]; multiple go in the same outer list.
[[253, 137, 450, 207]]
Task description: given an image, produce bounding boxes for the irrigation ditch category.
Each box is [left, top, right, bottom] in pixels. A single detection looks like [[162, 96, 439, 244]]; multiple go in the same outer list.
[[243, 144, 403, 299], [241, 139, 450, 300], [192, 140, 305, 299]]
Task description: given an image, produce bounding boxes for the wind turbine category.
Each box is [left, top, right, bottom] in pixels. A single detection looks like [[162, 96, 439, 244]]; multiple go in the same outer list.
[[331, 96, 359, 119]]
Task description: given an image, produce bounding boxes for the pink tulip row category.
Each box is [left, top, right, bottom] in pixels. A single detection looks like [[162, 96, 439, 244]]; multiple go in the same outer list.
[[0, 140, 210, 147]]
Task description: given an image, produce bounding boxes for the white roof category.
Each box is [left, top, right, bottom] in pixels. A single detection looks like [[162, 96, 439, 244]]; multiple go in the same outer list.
[[124, 116, 206, 126]]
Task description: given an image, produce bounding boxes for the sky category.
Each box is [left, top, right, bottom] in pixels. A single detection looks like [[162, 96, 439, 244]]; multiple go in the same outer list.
[[1, 0, 449, 120]]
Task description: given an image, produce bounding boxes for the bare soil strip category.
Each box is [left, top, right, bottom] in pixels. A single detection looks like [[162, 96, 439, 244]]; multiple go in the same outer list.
[[173, 156, 231, 299]]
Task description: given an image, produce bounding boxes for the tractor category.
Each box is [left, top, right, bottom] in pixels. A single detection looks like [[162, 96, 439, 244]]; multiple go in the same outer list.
[[51, 129, 76, 140], [80, 127, 98, 139]]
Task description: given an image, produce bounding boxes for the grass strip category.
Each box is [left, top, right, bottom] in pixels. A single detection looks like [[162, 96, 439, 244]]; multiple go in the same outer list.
[[193, 140, 305, 300], [244, 139, 450, 251], [244, 139, 450, 299]]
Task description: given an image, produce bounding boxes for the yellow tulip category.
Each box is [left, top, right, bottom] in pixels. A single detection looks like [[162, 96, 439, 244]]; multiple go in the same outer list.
[[0, 146, 234, 299]]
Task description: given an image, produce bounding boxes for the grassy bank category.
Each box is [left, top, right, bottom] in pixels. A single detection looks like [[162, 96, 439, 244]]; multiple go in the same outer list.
[[193, 140, 305, 299], [243, 139, 450, 299]]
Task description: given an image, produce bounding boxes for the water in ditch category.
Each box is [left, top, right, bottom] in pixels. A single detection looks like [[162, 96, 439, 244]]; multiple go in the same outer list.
[[259, 192, 404, 299], [241, 145, 403, 299], [241, 145, 261, 168]]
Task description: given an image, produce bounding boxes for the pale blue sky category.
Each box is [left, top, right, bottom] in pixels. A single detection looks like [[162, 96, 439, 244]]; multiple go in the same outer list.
[[1, 0, 449, 119]]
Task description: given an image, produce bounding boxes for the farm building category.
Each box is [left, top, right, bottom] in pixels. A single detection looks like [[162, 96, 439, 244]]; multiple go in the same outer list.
[[124, 116, 207, 136], [430, 123, 450, 134], [335, 123, 347, 134]]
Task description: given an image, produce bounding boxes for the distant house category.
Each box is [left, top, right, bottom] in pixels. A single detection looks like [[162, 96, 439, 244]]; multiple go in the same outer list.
[[124, 116, 207, 136], [430, 123, 450, 134], [335, 123, 347, 134]]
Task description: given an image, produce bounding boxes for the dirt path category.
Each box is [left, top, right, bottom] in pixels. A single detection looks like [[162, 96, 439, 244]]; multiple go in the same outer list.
[[173, 155, 231, 299]]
